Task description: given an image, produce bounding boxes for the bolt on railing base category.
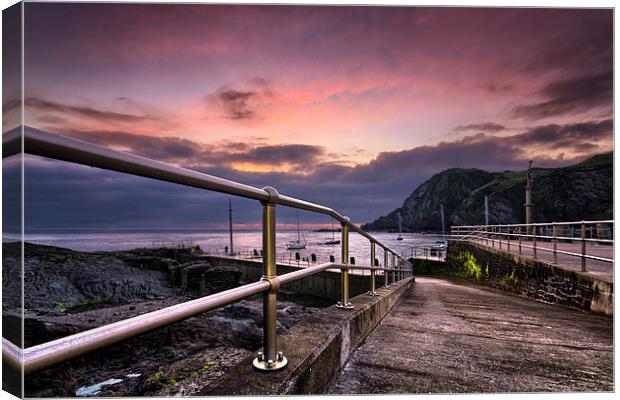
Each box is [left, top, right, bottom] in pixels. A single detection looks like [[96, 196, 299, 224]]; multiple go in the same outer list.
[[253, 351, 288, 371], [336, 301, 354, 309], [366, 290, 379, 296]]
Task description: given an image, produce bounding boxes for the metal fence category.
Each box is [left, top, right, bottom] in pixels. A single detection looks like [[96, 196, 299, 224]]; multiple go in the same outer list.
[[2, 128, 412, 374], [400, 244, 446, 261], [451, 221, 614, 271]]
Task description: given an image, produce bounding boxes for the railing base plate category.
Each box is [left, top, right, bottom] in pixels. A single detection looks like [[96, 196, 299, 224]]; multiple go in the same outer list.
[[336, 301, 354, 309], [253, 355, 288, 371], [367, 291, 379, 296]]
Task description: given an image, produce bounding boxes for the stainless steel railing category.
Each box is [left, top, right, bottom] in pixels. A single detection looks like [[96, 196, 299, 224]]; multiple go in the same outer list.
[[2, 127, 413, 374], [451, 221, 613, 271]]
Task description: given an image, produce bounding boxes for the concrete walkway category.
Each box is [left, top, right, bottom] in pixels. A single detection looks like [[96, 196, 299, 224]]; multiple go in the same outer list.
[[327, 277, 613, 394]]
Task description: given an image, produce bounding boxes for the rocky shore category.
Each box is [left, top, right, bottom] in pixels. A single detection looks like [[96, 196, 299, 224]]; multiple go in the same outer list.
[[3, 242, 327, 397]]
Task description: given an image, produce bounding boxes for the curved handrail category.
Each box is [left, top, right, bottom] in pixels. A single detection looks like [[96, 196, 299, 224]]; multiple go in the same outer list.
[[2, 127, 414, 374]]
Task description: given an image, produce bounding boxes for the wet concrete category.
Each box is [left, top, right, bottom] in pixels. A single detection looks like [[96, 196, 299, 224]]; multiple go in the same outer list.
[[200, 278, 414, 396], [328, 277, 613, 394]]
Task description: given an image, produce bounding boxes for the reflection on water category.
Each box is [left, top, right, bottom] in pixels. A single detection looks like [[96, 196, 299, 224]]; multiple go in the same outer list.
[[24, 230, 445, 263]]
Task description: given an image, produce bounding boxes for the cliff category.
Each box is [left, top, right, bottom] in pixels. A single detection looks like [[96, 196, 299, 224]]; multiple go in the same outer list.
[[362, 152, 612, 232]]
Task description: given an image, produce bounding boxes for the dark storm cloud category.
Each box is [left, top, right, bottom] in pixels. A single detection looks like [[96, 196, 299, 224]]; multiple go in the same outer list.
[[515, 119, 613, 145], [321, 118, 613, 205], [45, 127, 326, 171], [454, 122, 506, 132], [214, 89, 257, 120], [21, 156, 261, 230], [20, 96, 154, 123], [61, 129, 202, 161], [207, 78, 275, 121], [22, 119, 611, 230], [512, 70, 613, 120], [236, 144, 324, 166]]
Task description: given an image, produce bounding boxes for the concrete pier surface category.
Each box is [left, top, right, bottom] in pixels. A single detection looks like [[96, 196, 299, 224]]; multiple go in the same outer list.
[[467, 238, 613, 283], [328, 277, 613, 394]]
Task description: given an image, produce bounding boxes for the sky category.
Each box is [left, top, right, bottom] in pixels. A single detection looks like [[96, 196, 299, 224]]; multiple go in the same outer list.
[[1, 4, 614, 231]]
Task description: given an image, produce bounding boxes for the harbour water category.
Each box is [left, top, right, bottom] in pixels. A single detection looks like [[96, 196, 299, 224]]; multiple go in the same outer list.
[[21, 230, 446, 264]]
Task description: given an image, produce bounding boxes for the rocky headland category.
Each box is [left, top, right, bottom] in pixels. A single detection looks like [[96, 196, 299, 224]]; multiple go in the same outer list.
[[363, 152, 612, 232]]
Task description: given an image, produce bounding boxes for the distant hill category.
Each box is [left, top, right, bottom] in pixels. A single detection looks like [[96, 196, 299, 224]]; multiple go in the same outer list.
[[362, 152, 613, 232]]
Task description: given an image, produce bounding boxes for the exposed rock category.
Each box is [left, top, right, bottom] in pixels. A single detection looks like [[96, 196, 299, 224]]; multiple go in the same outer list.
[[363, 152, 612, 232], [7, 242, 323, 397], [3, 242, 178, 316]]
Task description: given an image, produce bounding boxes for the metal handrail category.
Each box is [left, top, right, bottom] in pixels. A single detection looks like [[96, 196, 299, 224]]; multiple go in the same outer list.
[[2, 129, 398, 253], [464, 231, 613, 244], [454, 220, 613, 228], [456, 235, 613, 263], [398, 245, 447, 260], [2, 127, 414, 374], [451, 221, 614, 271]]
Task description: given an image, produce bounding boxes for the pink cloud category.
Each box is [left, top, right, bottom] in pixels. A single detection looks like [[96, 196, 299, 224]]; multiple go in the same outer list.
[[23, 4, 611, 166]]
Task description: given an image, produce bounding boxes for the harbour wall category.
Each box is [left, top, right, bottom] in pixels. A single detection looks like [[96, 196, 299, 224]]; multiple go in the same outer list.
[[444, 241, 613, 316], [201, 256, 374, 302]]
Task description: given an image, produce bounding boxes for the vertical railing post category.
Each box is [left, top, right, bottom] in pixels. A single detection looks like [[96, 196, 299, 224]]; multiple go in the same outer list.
[[395, 257, 399, 281], [392, 253, 396, 283], [581, 221, 586, 272], [337, 218, 353, 309], [553, 222, 558, 264], [368, 241, 378, 296], [254, 187, 287, 371], [498, 226, 502, 249], [533, 225, 537, 259], [384, 249, 390, 289], [507, 226, 510, 251], [518, 225, 522, 255]]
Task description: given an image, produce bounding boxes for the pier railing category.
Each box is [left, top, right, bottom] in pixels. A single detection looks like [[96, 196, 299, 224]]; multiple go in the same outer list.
[[399, 244, 446, 261], [451, 221, 613, 271], [2, 128, 412, 374]]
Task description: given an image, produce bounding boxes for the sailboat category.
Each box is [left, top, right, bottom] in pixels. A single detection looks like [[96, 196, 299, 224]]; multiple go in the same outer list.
[[396, 212, 404, 241], [227, 198, 235, 255], [323, 220, 340, 245], [286, 212, 307, 250]]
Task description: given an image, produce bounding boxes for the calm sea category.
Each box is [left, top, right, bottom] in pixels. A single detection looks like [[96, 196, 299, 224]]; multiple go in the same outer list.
[[19, 230, 445, 264]]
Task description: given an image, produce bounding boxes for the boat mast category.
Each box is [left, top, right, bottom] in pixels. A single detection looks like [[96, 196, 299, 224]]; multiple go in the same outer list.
[[228, 198, 234, 255], [440, 204, 445, 238], [296, 212, 301, 242], [398, 212, 402, 238]]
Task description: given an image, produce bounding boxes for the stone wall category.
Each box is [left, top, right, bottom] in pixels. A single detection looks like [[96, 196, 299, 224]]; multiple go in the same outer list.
[[408, 258, 448, 276], [201, 256, 373, 302], [446, 241, 613, 316]]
